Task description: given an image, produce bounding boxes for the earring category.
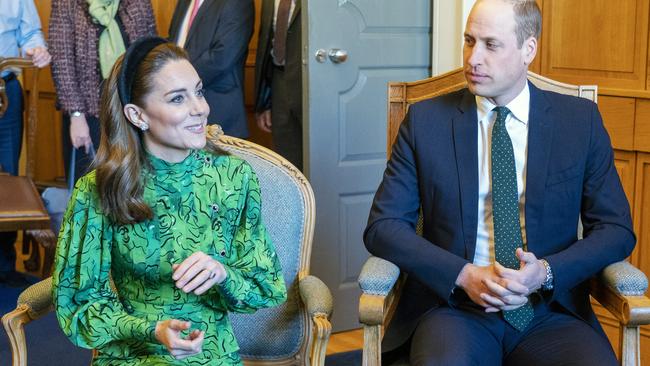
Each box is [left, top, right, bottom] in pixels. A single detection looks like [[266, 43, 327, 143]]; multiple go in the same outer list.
[[139, 122, 149, 131]]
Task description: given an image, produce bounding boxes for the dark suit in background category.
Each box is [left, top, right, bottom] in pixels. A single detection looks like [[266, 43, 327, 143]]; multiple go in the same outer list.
[[169, 0, 254, 138], [254, 0, 302, 170]]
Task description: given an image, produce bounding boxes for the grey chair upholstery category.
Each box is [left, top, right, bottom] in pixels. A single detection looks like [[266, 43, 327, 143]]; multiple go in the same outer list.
[[2, 129, 333, 366], [218, 133, 333, 365], [358, 69, 650, 366]]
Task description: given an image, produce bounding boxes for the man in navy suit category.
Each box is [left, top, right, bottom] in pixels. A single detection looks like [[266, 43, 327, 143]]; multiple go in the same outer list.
[[364, 0, 635, 365]]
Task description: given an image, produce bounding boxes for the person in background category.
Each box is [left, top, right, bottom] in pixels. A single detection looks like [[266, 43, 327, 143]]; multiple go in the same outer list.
[[49, 0, 156, 183], [0, 0, 51, 288], [364, 0, 635, 364], [53, 38, 287, 365], [254, 0, 302, 170], [169, 0, 254, 138]]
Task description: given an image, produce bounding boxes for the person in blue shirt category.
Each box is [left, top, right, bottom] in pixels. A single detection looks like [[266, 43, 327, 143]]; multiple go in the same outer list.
[[0, 0, 51, 288]]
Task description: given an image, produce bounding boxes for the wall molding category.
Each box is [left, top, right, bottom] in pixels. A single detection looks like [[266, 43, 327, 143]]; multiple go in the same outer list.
[[431, 0, 475, 76]]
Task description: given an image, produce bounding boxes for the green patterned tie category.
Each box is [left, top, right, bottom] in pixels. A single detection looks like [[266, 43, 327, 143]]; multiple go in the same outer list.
[[491, 106, 534, 331]]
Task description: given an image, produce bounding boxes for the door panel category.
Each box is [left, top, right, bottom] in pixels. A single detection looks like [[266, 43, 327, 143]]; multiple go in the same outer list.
[[305, 0, 431, 330]]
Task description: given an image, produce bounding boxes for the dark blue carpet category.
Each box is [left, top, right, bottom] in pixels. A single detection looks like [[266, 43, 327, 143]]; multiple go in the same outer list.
[[325, 350, 362, 366], [0, 285, 92, 366]]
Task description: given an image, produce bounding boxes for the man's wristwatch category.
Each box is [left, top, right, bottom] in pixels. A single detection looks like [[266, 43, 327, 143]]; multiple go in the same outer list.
[[71, 111, 83, 117], [540, 259, 554, 291]]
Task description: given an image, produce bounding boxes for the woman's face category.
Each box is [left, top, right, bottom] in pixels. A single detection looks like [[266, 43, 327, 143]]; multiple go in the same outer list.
[[131, 59, 210, 162]]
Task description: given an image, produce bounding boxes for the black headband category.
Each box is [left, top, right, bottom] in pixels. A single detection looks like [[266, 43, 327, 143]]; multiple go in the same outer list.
[[117, 36, 168, 106]]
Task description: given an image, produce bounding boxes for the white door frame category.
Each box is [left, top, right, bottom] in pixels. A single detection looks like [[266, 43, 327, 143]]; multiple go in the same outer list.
[[431, 0, 476, 75]]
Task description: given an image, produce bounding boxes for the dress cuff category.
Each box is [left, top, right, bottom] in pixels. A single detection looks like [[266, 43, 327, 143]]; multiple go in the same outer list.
[[114, 315, 158, 343], [216, 265, 249, 307]]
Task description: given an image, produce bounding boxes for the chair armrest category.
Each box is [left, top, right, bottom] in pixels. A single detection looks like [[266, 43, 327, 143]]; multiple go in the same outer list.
[[299, 275, 333, 318], [600, 261, 648, 296], [358, 256, 400, 296], [299, 275, 332, 366], [591, 261, 650, 327], [17, 277, 54, 320], [358, 256, 404, 327], [358, 257, 405, 366], [2, 277, 53, 366]]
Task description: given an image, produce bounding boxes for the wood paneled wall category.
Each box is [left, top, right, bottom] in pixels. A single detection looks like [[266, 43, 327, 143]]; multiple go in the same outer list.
[[541, 0, 649, 90], [27, 0, 269, 185], [536, 1, 650, 363]]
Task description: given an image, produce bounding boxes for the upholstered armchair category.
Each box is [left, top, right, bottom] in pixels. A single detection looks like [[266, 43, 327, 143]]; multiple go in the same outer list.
[[2, 127, 333, 366], [358, 69, 650, 366]]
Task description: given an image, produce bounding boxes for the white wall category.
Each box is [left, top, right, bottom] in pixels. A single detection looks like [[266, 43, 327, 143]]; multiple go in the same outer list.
[[431, 0, 476, 75]]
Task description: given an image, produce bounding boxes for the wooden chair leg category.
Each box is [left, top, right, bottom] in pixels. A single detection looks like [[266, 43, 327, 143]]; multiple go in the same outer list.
[[21, 233, 40, 273], [362, 324, 381, 366], [310, 315, 331, 366], [41, 246, 55, 278], [2, 305, 31, 366], [24, 229, 57, 277], [619, 325, 640, 366]]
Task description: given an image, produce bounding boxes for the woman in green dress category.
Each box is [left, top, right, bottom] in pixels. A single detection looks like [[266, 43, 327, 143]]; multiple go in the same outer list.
[[52, 37, 287, 365]]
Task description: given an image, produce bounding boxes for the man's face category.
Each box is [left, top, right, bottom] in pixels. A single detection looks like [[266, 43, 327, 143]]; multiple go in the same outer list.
[[463, 0, 536, 106]]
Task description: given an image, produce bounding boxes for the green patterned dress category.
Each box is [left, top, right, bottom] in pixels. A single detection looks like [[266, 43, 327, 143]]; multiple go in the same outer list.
[[52, 149, 287, 365]]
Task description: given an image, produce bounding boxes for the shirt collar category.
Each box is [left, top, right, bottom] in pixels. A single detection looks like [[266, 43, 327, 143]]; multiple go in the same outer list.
[[475, 82, 530, 125]]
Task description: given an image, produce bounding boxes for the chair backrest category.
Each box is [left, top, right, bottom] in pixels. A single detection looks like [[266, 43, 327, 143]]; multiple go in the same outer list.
[[0, 58, 40, 178], [386, 68, 597, 157], [209, 127, 316, 364], [387, 68, 598, 242]]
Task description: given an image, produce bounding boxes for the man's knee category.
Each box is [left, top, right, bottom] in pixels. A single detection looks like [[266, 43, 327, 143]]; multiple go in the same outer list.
[[409, 307, 501, 366], [410, 352, 489, 366]]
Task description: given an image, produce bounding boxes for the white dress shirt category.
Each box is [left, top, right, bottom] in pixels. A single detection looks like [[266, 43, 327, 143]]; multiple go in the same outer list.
[[473, 83, 530, 266]]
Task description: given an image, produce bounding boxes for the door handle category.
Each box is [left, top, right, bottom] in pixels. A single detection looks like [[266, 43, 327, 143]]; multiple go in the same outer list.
[[328, 49, 348, 63], [315, 49, 327, 63]]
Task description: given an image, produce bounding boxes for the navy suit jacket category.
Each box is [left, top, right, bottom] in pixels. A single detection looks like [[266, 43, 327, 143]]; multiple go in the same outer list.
[[169, 0, 254, 138], [364, 82, 636, 352]]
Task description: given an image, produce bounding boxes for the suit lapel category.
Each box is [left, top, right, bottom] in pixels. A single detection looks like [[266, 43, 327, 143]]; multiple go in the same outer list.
[[259, 0, 275, 55], [289, 0, 301, 26], [524, 82, 553, 253], [169, 0, 191, 43], [185, 0, 216, 48], [453, 90, 479, 260]]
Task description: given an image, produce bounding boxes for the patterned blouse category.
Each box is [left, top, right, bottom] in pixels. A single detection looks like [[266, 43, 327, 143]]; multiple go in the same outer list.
[[52, 149, 287, 365]]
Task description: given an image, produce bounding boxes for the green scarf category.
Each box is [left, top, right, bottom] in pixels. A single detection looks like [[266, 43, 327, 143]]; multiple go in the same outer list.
[[87, 0, 125, 79]]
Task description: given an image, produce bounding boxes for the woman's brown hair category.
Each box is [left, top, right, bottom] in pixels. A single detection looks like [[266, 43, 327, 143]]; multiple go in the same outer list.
[[95, 42, 224, 225]]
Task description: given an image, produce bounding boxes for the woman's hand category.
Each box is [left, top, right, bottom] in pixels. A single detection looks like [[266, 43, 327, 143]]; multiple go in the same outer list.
[[69, 113, 92, 152], [172, 251, 227, 295], [155, 319, 204, 360]]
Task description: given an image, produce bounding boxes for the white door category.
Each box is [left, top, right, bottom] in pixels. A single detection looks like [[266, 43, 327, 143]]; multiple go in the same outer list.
[[304, 0, 431, 331]]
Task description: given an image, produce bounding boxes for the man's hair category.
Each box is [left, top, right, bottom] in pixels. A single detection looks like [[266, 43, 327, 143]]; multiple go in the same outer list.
[[508, 0, 542, 47]]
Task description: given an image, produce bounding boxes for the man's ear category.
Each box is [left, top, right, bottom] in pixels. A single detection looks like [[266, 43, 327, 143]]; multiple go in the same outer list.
[[523, 36, 537, 65], [124, 103, 149, 131]]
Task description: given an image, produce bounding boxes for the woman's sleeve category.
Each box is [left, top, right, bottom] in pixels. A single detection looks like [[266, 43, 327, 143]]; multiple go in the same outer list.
[[52, 175, 157, 349], [48, 0, 84, 113], [206, 165, 287, 313]]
